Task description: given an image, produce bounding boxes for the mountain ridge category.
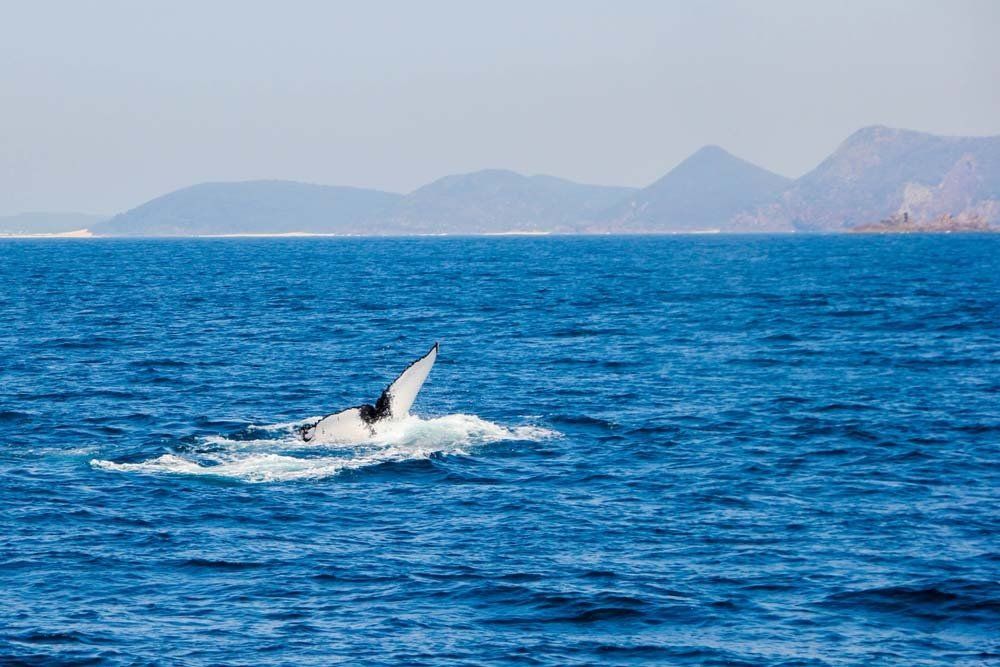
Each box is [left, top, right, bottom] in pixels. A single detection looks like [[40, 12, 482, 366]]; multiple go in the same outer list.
[[383, 169, 636, 234], [83, 126, 1000, 236]]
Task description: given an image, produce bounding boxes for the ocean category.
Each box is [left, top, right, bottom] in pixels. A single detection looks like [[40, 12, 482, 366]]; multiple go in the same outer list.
[[1, 235, 997, 665]]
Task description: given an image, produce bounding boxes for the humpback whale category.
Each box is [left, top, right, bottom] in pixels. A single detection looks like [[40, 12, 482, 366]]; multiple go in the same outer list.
[[297, 343, 439, 443]]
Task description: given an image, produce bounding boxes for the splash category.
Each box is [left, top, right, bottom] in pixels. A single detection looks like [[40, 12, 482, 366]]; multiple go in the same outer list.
[[90, 414, 557, 483]]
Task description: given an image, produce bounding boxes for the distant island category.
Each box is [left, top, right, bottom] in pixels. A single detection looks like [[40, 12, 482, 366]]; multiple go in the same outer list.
[[4, 126, 998, 237]]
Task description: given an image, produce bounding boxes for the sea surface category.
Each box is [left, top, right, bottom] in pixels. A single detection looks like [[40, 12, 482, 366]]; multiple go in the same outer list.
[[1, 235, 998, 666]]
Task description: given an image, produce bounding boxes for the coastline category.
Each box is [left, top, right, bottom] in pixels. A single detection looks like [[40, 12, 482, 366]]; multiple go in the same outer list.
[[3, 228, 998, 239], [0, 228, 94, 239]]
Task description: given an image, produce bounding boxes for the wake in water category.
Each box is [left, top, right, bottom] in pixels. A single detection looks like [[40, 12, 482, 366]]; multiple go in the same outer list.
[[91, 414, 556, 483]]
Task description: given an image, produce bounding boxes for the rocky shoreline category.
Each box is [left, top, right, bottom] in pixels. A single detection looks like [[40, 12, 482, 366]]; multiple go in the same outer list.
[[851, 213, 996, 234]]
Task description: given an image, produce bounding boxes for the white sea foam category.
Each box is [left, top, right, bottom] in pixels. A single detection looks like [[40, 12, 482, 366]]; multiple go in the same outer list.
[[90, 414, 557, 483]]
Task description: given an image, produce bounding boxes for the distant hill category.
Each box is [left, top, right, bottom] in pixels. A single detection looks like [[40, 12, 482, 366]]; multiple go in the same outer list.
[[734, 126, 1000, 231], [383, 169, 636, 234], [95, 174, 632, 236], [0, 212, 106, 234], [85, 126, 1000, 236], [96, 181, 402, 236], [596, 146, 792, 232]]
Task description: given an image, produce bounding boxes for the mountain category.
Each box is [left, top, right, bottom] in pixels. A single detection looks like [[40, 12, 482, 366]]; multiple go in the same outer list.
[[96, 174, 633, 236], [82, 126, 1000, 236], [0, 212, 107, 234], [596, 146, 792, 232], [383, 169, 636, 234], [95, 180, 402, 236], [734, 126, 1000, 231]]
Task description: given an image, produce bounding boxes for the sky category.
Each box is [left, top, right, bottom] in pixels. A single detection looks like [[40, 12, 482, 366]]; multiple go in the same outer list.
[[1, 0, 998, 215]]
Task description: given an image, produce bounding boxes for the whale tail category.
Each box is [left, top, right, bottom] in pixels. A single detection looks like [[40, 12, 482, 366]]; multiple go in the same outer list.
[[378, 342, 438, 419], [299, 343, 439, 443]]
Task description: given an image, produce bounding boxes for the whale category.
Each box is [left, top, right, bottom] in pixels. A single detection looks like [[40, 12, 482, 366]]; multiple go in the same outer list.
[[297, 343, 439, 443]]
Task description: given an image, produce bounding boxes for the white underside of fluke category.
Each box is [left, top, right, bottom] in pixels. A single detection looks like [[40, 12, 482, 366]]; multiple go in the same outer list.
[[383, 342, 438, 417], [307, 407, 373, 443], [302, 343, 439, 444]]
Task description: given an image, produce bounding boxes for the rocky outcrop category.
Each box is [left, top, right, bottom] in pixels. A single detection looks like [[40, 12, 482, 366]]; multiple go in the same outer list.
[[733, 126, 1000, 232], [851, 212, 994, 234]]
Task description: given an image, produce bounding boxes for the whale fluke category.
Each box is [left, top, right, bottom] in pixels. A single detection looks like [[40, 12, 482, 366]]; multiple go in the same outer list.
[[380, 342, 438, 418], [299, 343, 439, 443]]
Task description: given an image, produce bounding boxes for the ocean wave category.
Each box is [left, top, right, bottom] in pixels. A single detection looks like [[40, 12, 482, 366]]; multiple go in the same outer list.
[[821, 580, 1000, 620], [91, 414, 557, 483]]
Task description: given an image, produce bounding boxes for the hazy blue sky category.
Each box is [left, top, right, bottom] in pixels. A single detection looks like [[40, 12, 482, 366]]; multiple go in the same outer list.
[[2, 0, 998, 214]]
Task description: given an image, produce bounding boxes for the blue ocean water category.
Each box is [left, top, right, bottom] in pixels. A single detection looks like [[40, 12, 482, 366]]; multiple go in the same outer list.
[[1, 235, 998, 665]]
